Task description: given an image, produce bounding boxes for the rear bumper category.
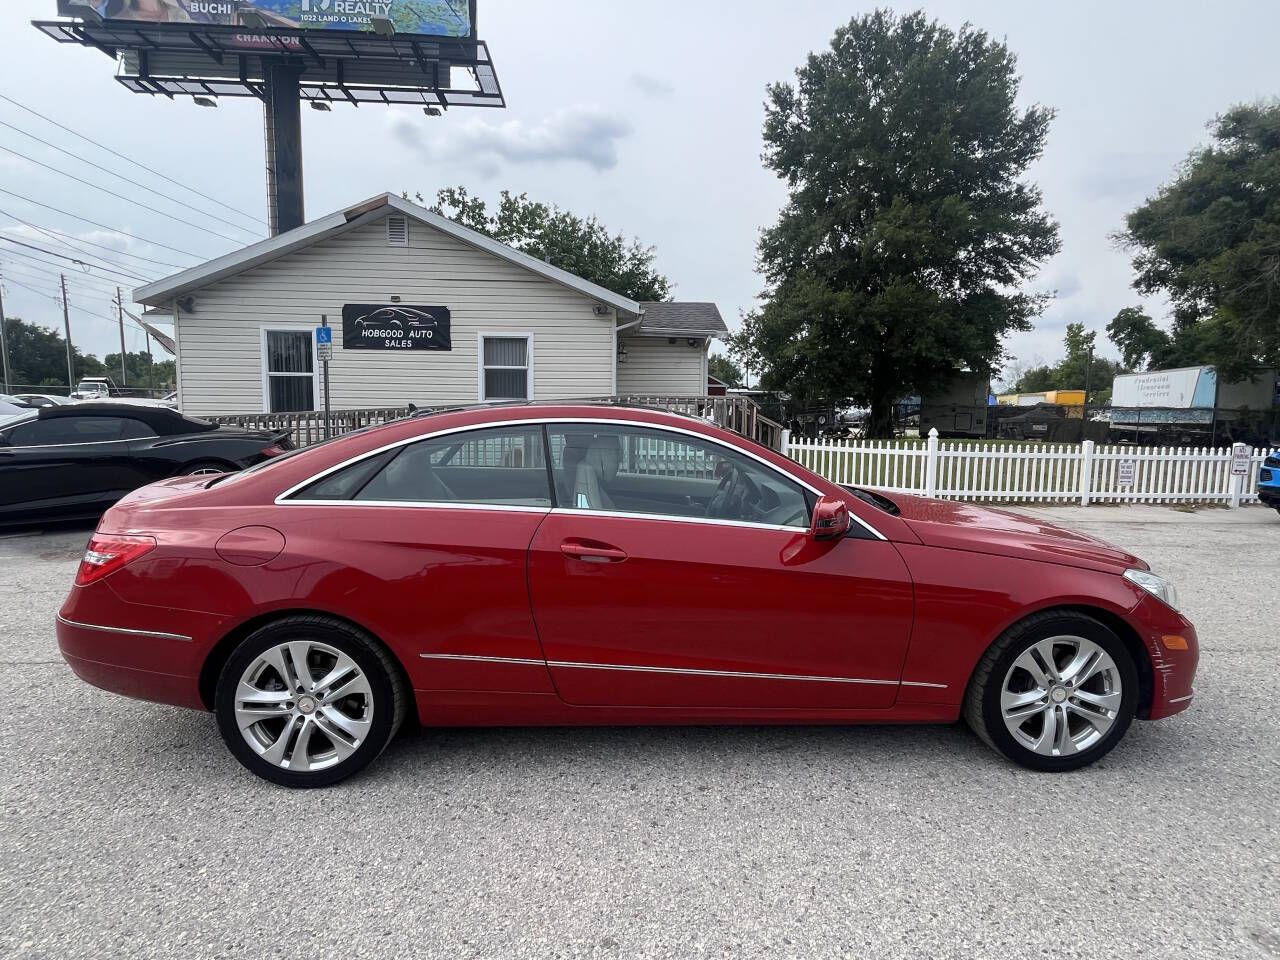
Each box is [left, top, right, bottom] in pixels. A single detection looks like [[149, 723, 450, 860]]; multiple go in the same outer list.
[[56, 584, 223, 712]]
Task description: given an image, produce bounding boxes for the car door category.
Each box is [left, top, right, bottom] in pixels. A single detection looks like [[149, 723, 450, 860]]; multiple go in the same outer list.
[[527, 422, 915, 709], [0, 415, 149, 522]]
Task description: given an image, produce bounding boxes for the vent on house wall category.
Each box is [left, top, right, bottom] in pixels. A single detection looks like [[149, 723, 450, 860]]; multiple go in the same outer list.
[[386, 215, 408, 246]]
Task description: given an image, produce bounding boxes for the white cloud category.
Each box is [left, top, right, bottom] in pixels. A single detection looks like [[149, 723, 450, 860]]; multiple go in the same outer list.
[[389, 106, 633, 177], [629, 72, 674, 98]]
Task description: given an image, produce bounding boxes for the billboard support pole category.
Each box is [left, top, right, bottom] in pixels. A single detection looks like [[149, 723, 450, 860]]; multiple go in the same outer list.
[[264, 61, 305, 236]]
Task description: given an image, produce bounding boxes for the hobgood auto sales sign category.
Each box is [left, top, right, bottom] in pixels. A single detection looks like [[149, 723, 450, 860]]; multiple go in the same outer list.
[[341, 304, 451, 350]]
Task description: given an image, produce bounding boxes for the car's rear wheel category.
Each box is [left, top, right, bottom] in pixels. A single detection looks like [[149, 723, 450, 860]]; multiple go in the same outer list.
[[214, 616, 406, 787], [963, 611, 1138, 771]]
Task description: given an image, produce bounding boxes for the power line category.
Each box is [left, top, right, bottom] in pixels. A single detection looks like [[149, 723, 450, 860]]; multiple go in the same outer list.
[[0, 234, 154, 284], [0, 210, 182, 270], [0, 92, 267, 229], [0, 117, 263, 239], [0, 246, 127, 287], [0, 142, 250, 244], [1, 258, 121, 294], [2, 273, 155, 338], [0, 187, 205, 258]]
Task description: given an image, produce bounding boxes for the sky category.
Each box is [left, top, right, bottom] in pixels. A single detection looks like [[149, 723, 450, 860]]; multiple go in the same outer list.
[[1, 0, 1278, 389]]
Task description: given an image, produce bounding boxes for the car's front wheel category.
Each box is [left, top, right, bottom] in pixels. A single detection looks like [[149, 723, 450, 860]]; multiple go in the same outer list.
[[963, 611, 1138, 771], [215, 616, 406, 787]]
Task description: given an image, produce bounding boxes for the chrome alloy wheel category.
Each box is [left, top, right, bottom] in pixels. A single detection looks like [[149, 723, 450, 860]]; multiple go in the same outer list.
[[1000, 635, 1122, 758], [233, 640, 374, 772]]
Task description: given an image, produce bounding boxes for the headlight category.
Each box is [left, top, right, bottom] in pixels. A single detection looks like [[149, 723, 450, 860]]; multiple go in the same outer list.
[[1124, 568, 1180, 611]]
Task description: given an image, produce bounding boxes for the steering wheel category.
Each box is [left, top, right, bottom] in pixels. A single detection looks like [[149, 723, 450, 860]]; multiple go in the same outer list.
[[706, 462, 762, 520]]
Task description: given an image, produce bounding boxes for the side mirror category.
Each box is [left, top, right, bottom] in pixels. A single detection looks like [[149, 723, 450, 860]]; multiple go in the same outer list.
[[810, 496, 849, 540]]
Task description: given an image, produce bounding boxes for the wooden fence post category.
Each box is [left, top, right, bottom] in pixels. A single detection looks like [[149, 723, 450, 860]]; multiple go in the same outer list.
[[780, 428, 791, 455], [924, 428, 939, 498], [1079, 439, 1095, 506]]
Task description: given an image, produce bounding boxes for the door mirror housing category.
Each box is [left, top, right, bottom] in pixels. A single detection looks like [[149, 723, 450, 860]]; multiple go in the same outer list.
[[810, 496, 850, 540]]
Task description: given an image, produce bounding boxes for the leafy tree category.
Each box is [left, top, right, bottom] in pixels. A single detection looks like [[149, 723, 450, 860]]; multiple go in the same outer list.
[[408, 187, 673, 303], [1116, 102, 1280, 379], [707, 354, 743, 387], [737, 10, 1060, 436], [1, 317, 104, 389], [102, 351, 177, 390], [1007, 322, 1124, 401]]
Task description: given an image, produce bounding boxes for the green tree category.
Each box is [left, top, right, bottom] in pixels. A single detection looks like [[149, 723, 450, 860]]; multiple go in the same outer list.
[[707, 354, 743, 387], [1, 317, 103, 389], [1116, 102, 1280, 379], [739, 10, 1060, 436], [102, 351, 177, 390], [1008, 322, 1124, 400], [408, 187, 673, 303]]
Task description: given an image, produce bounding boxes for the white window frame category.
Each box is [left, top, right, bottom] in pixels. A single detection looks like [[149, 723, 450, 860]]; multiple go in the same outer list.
[[260, 326, 320, 413], [477, 332, 535, 402]]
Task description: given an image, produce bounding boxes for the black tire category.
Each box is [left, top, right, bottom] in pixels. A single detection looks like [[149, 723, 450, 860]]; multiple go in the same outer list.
[[176, 459, 237, 476], [963, 611, 1138, 772], [215, 615, 407, 788]]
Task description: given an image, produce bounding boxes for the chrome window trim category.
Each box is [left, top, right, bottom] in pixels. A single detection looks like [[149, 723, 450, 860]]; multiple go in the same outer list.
[[417, 651, 932, 688], [56, 613, 192, 643], [272, 417, 886, 541]]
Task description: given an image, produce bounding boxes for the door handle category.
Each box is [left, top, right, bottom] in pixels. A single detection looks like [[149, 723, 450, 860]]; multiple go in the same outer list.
[[560, 540, 628, 563]]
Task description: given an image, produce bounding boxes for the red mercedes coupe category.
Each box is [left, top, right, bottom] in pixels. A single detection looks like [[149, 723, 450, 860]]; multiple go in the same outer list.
[[56, 404, 1197, 787]]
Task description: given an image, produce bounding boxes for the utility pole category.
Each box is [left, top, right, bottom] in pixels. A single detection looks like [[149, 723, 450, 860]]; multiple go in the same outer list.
[[1083, 344, 1094, 408], [116, 286, 127, 387], [144, 326, 153, 390], [0, 270, 11, 394], [60, 274, 74, 392]]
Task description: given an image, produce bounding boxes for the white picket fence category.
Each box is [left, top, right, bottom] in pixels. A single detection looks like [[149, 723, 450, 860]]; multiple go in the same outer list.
[[785, 429, 1274, 506]]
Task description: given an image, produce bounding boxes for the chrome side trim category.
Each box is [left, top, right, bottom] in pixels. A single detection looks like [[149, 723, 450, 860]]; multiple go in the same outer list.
[[548, 660, 898, 685], [900, 680, 949, 689], [1167, 693, 1194, 704], [419, 653, 547, 666], [287, 499, 551, 514], [549, 507, 804, 534], [56, 614, 192, 643]]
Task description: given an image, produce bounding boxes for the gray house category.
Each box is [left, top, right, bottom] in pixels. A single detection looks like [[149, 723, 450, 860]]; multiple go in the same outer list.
[[135, 193, 726, 417]]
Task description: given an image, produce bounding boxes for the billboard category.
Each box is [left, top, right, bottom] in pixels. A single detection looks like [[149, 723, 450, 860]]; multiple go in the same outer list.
[[58, 1, 474, 38], [1111, 366, 1216, 409]]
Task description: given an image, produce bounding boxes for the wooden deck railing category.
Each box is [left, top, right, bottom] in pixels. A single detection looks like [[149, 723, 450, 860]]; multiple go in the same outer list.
[[207, 395, 785, 451]]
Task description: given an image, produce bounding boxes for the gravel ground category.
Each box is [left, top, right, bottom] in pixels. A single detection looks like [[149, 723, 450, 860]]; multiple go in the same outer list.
[[2, 509, 1278, 960]]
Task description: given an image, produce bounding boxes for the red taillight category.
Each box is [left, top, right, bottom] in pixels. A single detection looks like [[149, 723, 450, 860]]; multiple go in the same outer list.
[[75, 534, 157, 586], [260, 444, 288, 458]]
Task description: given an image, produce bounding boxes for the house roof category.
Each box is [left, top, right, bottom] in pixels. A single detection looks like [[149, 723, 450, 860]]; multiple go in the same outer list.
[[133, 192, 644, 317], [636, 301, 727, 337]]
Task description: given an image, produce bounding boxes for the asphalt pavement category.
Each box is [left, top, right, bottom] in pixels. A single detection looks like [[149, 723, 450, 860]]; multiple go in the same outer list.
[[2, 508, 1278, 959]]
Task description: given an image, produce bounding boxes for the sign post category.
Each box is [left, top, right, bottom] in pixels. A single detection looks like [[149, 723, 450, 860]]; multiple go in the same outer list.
[[316, 319, 332, 440], [1229, 443, 1251, 509]]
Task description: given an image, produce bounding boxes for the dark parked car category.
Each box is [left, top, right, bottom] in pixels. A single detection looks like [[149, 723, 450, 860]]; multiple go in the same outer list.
[[0, 403, 291, 525]]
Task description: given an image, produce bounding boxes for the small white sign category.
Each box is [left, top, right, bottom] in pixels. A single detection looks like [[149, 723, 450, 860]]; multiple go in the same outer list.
[[1231, 444, 1251, 476], [1117, 460, 1136, 486], [317, 342, 333, 362]]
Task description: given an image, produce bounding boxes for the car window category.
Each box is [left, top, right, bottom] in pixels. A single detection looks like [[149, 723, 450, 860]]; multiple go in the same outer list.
[[119, 418, 158, 440], [291, 450, 398, 500], [8, 416, 128, 447], [354, 426, 551, 507], [546, 424, 810, 528]]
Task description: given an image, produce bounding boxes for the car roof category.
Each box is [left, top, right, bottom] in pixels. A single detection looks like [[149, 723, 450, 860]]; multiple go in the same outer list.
[[36, 401, 205, 434]]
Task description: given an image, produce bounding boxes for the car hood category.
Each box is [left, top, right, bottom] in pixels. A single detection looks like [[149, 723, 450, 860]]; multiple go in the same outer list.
[[887, 493, 1144, 573]]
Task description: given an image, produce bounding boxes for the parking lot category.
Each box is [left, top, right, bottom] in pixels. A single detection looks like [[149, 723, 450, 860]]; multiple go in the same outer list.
[[2, 509, 1278, 960]]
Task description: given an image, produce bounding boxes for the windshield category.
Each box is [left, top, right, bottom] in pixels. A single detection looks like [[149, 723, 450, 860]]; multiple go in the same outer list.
[[842, 485, 901, 515]]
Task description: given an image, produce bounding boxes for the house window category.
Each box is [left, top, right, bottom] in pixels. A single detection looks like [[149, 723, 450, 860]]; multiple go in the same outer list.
[[480, 335, 531, 401], [263, 329, 315, 412]]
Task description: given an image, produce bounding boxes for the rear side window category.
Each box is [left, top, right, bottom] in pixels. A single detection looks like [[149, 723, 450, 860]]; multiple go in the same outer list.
[[9, 416, 127, 446], [292, 450, 397, 500]]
